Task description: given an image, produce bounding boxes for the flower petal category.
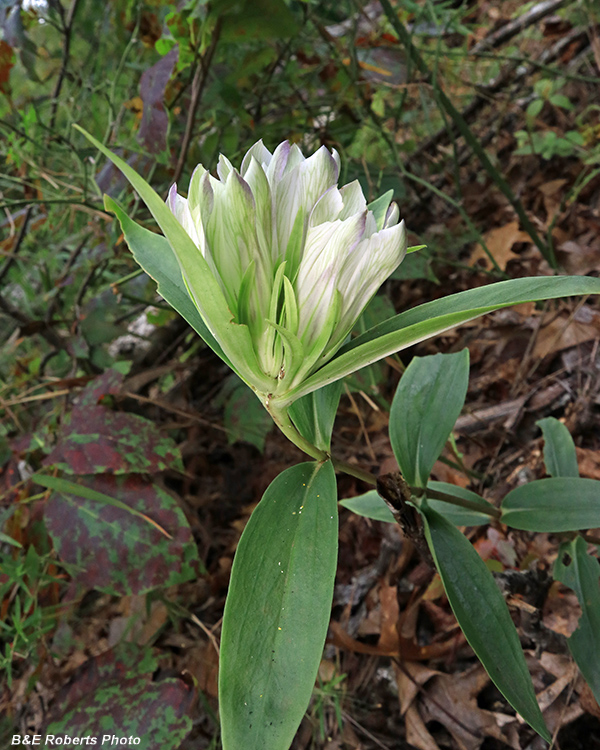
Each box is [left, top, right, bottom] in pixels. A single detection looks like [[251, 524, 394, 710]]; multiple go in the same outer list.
[[328, 220, 407, 354], [339, 180, 367, 219], [275, 145, 339, 259], [240, 139, 273, 176], [295, 212, 366, 348]]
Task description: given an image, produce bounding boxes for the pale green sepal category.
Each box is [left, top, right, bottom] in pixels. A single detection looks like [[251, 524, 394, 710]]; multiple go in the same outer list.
[[289, 289, 342, 389], [407, 244, 426, 254], [367, 190, 393, 230], [284, 208, 306, 282], [261, 262, 288, 375], [266, 319, 305, 384], [237, 260, 256, 327], [282, 274, 299, 335], [284, 275, 600, 404], [75, 125, 273, 393]]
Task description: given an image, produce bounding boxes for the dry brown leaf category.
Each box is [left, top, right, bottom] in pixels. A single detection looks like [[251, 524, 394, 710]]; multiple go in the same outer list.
[[420, 666, 517, 750], [576, 447, 600, 480], [538, 179, 568, 224], [405, 703, 441, 750], [470, 221, 531, 270], [431, 459, 470, 488], [533, 306, 600, 359], [579, 680, 600, 720], [557, 239, 600, 276], [395, 660, 440, 715], [186, 641, 219, 697]]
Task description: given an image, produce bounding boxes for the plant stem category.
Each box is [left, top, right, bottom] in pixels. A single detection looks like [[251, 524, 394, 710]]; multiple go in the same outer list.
[[331, 459, 377, 486], [414, 486, 501, 519], [267, 402, 329, 462]]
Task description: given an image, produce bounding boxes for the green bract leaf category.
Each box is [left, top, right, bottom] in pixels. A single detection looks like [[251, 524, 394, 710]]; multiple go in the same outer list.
[[339, 491, 396, 523], [390, 350, 469, 487], [219, 461, 338, 750], [105, 196, 231, 367], [554, 537, 600, 704], [537, 417, 579, 478], [501, 478, 600, 531], [421, 504, 550, 741], [288, 276, 600, 402], [74, 125, 272, 393], [289, 381, 343, 451]]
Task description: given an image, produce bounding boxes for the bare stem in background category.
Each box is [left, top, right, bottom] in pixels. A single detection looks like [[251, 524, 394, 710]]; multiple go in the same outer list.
[[173, 19, 223, 185]]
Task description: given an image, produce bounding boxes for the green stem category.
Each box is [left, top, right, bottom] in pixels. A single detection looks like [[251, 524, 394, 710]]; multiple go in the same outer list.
[[332, 458, 377, 486], [414, 486, 501, 519], [267, 401, 328, 462]]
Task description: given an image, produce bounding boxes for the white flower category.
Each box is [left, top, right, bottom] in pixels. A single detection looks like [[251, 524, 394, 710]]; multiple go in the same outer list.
[[168, 139, 407, 395]]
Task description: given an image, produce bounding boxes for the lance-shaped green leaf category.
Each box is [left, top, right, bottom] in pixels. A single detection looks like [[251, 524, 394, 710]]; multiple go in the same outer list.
[[74, 125, 273, 393], [390, 350, 469, 487], [288, 381, 343, 451], [219, 461, 338, 750], [501, 478, 600, 531], [554, 537, 600, 705], [105, 196, 232, 368], [537, 417, 579, 478], [339, 490, 396, 523], [420, 504, 550, 742], [283, 275, 600, 403]]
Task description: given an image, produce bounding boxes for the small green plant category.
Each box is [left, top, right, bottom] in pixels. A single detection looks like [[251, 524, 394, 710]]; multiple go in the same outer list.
[[0, 544, 62, 687], [515, 77, 585, 160], [71, 127, 600, 749]]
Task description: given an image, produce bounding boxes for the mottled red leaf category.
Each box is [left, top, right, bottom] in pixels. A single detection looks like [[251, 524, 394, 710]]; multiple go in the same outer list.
[[43, 403, 183, 475], [44, 474, 200, 595], [45, 643, 194, 750]]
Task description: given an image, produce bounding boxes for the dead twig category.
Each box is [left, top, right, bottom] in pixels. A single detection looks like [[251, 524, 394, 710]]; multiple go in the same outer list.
[[49, 0, 82, 131], [172, 19, 223, 185], [0, 206, 32, 285]]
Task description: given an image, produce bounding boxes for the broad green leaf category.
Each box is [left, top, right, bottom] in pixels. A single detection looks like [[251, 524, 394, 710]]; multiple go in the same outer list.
[[427, 481, 495, 526], [74, 125, 273, 393], [289, 381, 343, 451], [340, 483, 493, 527], [537, 417, 579, 478], [421, 504, 550, 741], [390, 350, 469, 487], [219, 461, 338, 750], [288, 276, 600, 402], [339, 491, 396, 523], [105, 196, 231, 367], [554, 537, 600, 704], [501, 478, 600, 531]]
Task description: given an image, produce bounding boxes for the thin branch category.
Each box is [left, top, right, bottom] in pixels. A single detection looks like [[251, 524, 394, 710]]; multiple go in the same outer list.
[[172, 19, 223, 185], [0, 206, 32, 285], [49, 0, 82, 130], [0, 294, 70, 353], [378, 0, 553, 266]]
